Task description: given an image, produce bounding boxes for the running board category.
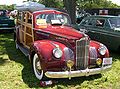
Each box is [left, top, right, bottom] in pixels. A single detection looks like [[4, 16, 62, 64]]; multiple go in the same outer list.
[[16, 43, 29, 57]]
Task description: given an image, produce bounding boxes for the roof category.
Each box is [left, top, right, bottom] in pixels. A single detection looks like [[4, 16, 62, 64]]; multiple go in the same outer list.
[[16, 1, 67, 14], [17, 7, 68, 15]]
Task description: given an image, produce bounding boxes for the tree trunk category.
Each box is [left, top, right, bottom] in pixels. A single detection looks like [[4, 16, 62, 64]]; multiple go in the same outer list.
[[63, 0, 76, 24]]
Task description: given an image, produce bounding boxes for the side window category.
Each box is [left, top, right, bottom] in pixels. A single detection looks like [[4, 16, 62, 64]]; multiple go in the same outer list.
[[105, 19, 111, 28], [27, 13, 32, 24], [22, 12, 26, 22], [88, 18, 95, 26], [95, 19, 105, 27], [18, 12, 22, 20], [80, 18, 89, 25]]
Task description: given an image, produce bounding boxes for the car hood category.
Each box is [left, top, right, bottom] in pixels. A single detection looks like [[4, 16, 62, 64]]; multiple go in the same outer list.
[[41, 25, 84, 40]]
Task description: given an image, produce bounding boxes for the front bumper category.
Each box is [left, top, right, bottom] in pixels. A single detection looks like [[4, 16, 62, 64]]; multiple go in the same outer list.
[[45, 65, 111, 79]]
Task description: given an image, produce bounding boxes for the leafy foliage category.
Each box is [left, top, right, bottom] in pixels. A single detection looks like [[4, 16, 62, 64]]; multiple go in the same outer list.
[[0, 0, 120, 11], [38, 0, 64, 9], [77, 0, 120, 9], [0, 5, 14, 10]]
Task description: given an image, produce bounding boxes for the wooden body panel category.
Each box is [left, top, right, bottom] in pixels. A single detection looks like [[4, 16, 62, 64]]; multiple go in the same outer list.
[[17, 11, 34, 49]]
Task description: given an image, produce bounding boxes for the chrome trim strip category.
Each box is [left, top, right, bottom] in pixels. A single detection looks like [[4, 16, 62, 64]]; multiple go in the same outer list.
[[45, 65, 112, 78], [0, 27, 15, 29], [89, 30, 120, 38]]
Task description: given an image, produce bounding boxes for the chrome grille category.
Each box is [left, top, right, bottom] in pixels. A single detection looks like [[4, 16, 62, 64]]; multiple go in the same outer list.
[[89, 47, 97, 65], [76, 37, 89, 69]]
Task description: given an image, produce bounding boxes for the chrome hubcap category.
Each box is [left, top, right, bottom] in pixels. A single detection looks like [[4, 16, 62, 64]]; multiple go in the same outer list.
[[35, 58, 42, 75], [36, 61, 41, 70]]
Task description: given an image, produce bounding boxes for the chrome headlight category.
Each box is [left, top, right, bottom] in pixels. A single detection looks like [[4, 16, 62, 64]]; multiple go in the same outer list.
[[53, 48, 63, 59], [98, 45, 107, 55]]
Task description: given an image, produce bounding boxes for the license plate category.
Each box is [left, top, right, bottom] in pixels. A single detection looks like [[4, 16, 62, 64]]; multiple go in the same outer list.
[[102, 57, 112, 65]]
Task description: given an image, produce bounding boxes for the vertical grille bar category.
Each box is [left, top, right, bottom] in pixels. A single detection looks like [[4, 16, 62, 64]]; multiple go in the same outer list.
[[89, 47, 97, 65], [76, 37, 89, 69]]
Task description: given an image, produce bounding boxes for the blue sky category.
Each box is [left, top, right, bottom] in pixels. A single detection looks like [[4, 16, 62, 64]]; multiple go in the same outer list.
[[0, 0, 120, 5]]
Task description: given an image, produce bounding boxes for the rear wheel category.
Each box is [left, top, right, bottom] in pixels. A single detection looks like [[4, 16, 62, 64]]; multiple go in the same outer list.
[[33, 53, 44, 80]]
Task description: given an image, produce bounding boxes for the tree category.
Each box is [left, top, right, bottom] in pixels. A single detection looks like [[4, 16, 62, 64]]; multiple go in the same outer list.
[[38, 0, 63, 9], [0, 5, 14, 10], [77, 0, 120, 9], [63, 0, 76, 24]]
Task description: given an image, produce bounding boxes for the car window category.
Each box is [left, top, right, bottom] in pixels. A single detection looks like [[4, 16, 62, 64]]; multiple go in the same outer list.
[[109, 18, 120, 28], [80, 18, 89, 25], [87, 18, 95, 26], [95, 19, 105, 27], [18, 12, 22, 20]]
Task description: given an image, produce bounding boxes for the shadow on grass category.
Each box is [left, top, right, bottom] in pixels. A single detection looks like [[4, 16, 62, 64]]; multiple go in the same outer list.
[[0, 57, 9, 65], [110, 51, 120, 62], [0, 33, 40, 88], [51, 74, 102, 88], [1, 33, 119, 88]]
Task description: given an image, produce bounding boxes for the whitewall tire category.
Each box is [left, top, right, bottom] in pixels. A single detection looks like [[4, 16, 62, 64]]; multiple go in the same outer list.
[[33, 53, 44, 80]]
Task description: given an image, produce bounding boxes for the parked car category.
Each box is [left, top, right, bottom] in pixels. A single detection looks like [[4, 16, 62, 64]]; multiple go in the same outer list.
[[79, 15, 120, 52], [14, 6, 112, 80], [0, 10, 15, 33]]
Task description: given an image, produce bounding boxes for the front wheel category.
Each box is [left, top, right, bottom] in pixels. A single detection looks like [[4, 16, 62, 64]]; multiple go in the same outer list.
[[33, 53, 44, 80]]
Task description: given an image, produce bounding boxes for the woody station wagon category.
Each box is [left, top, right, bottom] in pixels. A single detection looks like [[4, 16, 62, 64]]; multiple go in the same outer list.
[[14, 7, 112, 80]]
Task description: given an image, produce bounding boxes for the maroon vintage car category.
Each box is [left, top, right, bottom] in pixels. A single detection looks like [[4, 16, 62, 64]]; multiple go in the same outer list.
[[14, 8, 112, 80]]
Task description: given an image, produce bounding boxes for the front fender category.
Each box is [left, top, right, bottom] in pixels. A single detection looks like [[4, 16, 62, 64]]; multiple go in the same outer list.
[[31, 40, 67, 60], [29, 40, 69, 70]]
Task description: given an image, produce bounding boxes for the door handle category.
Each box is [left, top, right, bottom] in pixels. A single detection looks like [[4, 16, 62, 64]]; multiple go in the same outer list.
[[91, 31, 95, 33]]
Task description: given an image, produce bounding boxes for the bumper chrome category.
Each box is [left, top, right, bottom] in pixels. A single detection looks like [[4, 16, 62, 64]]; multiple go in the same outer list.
[[45, 65, 112, 79]]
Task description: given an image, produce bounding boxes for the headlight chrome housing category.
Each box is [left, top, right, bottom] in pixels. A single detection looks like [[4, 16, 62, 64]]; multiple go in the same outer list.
[[98, 44, 107, 55], [53, 47, 63, 59]]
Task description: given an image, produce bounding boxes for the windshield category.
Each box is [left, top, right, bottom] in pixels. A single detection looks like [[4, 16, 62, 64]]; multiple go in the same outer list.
[[36, 13, 71, 26], [109, 18, 120, 28]]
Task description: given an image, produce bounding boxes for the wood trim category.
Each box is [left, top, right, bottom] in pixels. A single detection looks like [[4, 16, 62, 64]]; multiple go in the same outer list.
[[26, 32, 32, 37], [17, 11, 34, 49]]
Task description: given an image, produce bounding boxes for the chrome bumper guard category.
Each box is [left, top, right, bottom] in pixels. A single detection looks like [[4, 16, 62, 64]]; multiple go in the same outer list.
[[45, 65, 112, 79]]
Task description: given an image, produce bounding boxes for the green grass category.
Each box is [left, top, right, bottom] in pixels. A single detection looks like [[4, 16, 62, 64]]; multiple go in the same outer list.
[[0, 33, 120, 89]]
